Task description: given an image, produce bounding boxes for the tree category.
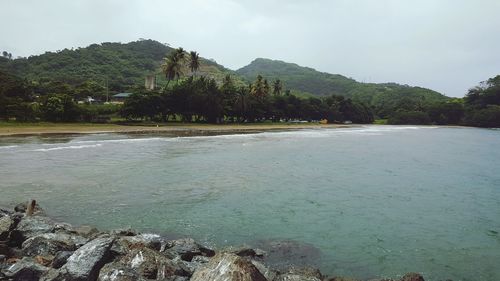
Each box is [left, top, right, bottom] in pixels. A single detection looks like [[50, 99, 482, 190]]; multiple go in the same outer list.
[[162, 49, 185, 87], [273, 79, 282, 96], [188, 51, 201, 76]]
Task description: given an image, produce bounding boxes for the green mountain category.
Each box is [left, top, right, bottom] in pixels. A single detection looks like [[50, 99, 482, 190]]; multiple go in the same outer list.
[[236, 58, 449, 117], [0, 39, 243, 93]]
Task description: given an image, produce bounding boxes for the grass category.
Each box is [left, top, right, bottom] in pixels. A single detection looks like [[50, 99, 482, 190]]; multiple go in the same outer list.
[[373, 119, 388, 125]]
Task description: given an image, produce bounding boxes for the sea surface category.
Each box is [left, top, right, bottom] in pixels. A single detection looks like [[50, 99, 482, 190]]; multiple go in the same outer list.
[[1, 125, 499, 281]]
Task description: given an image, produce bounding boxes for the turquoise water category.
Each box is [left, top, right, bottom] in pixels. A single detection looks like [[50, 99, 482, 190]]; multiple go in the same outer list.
[[1, 126, 499, 280]]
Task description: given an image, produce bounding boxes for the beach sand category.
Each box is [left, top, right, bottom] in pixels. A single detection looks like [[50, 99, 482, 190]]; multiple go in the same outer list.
[[0, 122, 353, 136]]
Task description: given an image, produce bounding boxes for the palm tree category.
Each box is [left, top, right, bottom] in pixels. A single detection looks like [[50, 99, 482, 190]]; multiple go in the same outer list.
[[251, 75, 265, 98], [188, 51, 201, 76], [162, 48, 186, 87], [162, 55, 183, 87], [273, 79, 282, 96]]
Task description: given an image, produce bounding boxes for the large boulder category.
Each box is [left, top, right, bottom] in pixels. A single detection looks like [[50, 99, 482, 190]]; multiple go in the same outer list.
[[162, 238, 215, 261], [119, 247, 187, 279], [54, 236, 115, 281], [21, 232, 88, 256], [2, 257, 50, 280], [190, 252, 267, 281], [11, 216, 55, 245], [116, 233, 164, 252]]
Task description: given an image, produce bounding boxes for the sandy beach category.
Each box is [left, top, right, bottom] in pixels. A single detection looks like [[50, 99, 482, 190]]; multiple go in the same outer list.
[[0, 122, 353, 137]]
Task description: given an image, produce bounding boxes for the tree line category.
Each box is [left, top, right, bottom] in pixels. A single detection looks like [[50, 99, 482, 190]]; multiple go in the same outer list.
[[0, 47, 499, 127], [120, 48, 374, 123]]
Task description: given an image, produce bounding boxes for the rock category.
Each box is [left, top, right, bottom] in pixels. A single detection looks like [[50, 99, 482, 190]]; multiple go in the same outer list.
[[0, 215, 14, 240], [14, 201, 43, 214], [74, 225, 100, 239], [252, 260, 277, 281], [58, 236, 114, 281], [227, 245, 267, 258], [190, 252, 267, 281], [97, 262, 147, 281], [110, 228, 137, 237], [116, 233, 163, 252], [11, 216, 55, 245], [162, 238, 215, 261], [327, 277, 361, 281], [35, 255, 54, 267], [275, 266, 323, 281], [2, 257, 50, 280], [0, 244, 11, 256], [21, 233, 87, 256], [119, 247, 187, 279], [0, 208, 12, 217], [254, 239, 321, 270], [51, 251, 73, 269], [0, 254, 6, 262], [400, 273, 425, 281]]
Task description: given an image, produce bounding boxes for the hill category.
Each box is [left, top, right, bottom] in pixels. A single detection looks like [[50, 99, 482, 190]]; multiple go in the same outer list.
[[236, 58, 449, 117], [0, 39, 243, 93]]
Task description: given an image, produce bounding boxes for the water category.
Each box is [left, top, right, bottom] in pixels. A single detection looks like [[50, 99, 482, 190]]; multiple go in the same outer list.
[[1, 125, 499, 281]]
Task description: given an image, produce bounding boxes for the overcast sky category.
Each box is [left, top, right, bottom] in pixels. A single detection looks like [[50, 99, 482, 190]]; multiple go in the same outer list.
[[2, 0, 499, 97]]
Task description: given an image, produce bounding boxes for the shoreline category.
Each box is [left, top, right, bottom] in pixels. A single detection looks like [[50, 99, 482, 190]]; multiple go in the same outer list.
[[0, 123, 356, 137]]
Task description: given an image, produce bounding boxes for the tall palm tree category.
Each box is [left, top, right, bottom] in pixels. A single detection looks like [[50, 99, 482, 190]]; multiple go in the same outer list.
[[162, 48, 186, 87], [273, 79, 282, 96], [189, 51, 201, 77]]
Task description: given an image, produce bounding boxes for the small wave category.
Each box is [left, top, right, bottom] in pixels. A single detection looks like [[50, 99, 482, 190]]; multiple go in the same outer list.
[[0, 145, 19, 150], [71, 137, 168, 145], [33, 144, 103, 152]]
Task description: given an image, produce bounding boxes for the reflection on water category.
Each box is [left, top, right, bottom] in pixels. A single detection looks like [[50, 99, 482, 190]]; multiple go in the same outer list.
[[1, 125, 500, 280]]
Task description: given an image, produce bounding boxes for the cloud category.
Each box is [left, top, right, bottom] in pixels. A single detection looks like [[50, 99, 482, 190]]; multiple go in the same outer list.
[[1, 0, 499, 97]]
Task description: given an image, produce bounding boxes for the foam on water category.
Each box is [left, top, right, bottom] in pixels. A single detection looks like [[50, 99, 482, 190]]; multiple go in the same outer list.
[[33, 144, 103, 152]]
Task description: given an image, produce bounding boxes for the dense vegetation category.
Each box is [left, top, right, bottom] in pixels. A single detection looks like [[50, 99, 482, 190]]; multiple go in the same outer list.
[[463, 76, 500, 127], [122, 75, 374, 124], [0, 39, 243, 95], [236, 58, 449, 118], [0, 40, 499, 127]]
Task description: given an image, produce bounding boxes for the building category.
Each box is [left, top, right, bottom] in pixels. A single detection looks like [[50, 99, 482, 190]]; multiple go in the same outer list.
[[145, 75, 156, 91], [111, 93, 133, 104]]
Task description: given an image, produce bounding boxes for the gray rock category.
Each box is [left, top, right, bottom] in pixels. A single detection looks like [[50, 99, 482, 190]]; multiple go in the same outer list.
[[12, 216, 55, 244], [21, 233, 88, 256], [51, 251, 73, 269], [0, 215, 14, 241], [119, 247, 187, 279], [226, 245, 267, 258], [74, 225, 100, 239], [162, 238, 215, 261], [190, 252, 267, 281], [252, 260, 277, 281], [2, 257, 50, 280], [58, 236, 114, 281], [97, 262, 147, 281], [116, 233, 163, 252]]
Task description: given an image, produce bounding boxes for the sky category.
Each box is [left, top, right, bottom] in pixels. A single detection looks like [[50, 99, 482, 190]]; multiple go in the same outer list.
[[1, 0, 499, 97]]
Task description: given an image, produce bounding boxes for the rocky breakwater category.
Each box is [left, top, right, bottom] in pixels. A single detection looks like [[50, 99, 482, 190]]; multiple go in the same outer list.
[[0, 202, 427, 281]]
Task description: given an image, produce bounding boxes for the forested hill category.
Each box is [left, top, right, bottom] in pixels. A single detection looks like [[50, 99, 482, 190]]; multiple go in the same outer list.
[[237, 58, 449, 117], [0, 39, 242, 92]]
